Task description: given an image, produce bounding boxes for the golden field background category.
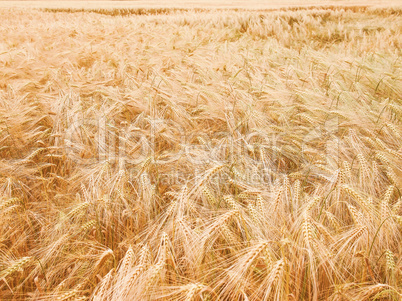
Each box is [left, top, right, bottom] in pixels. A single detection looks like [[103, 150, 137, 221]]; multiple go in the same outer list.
[[0, 2, 401, 301]]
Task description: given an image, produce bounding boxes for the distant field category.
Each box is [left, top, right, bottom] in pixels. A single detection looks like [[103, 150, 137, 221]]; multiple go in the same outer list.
[[0, 0, 402, 9], [0, 3, 401, 301]]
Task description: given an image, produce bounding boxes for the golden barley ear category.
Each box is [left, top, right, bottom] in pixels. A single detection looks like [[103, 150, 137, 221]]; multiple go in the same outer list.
[[223, 194, 241, 210], [0, 257, 31, 279], [380, 185, 394, 221], [302, 215, 315, 248], [184, 283, 204, 301], [118, 246, 135, 276], [93, 268, 115, 301], [94, 249, 114, 275], [202, 187, 217, 205]]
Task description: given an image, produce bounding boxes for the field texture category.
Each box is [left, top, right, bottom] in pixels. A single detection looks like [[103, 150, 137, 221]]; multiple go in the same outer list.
[[0, 5, 401, 301]]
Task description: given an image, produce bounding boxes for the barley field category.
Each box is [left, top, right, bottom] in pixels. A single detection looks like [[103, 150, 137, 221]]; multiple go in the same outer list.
[[0, 2, 401, 300]]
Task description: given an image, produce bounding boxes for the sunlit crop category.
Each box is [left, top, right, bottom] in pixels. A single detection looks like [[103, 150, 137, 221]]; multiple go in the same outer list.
[[0, 5, 401, 300]]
